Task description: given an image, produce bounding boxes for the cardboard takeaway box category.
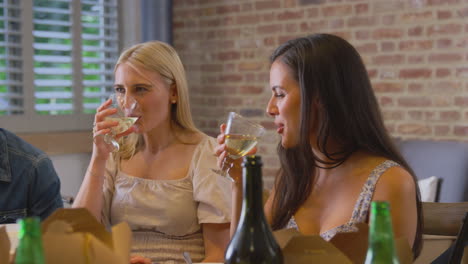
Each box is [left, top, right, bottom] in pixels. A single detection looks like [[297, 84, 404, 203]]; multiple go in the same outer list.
[[0, 208, 132, 264], [273, 223, 413, 264]]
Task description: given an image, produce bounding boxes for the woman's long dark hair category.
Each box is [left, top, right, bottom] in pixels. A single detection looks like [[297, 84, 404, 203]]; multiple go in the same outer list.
[[269, 34, 422, 258]]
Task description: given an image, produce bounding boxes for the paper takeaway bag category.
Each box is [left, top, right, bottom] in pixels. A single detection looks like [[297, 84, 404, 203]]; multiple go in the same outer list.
[[0, 227, 10, 264], [274, 223, 413, 264], [41, 208, 131, 264]]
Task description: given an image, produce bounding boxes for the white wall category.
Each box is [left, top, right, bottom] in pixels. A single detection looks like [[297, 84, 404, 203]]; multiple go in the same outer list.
[[50, 153, 91, 198]]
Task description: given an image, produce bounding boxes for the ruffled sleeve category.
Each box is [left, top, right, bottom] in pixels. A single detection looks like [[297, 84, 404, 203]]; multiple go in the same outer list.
[[101, 155, 118, 228], [192, 136, 232, 224]]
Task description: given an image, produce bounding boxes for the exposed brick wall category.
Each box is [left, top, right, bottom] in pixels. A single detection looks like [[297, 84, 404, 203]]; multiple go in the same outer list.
[[173, 0, 468, 184]]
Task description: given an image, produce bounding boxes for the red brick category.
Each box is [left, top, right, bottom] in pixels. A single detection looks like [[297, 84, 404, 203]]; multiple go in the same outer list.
[[431, 81, 461, 93], [262, 13, 276, 22], [307, 7, 319, 17], [428, 0, 460, 5], [220, 97, 243, 107], [220, 74, 243, 82], [239, 85, 264, 94], [300, 21, 328, 32], [236, 15, 259, 25], [379, 96, 394, 106], [329, 19, 344, 29], [455, 38, 468, 48], [200, 64, 223, 72], [373, 55, 405, 65], [218, 51, 240, 61], [381, 42, 395, 52], [401, 11, 433, 22], [367, 69, 378, 78], [408, 111, 423, 120], [379, 70, 397, 79], [436, 38, 452, 49], [257, 24, 283, 35], [355, 30, 370, 40], [399, 40, 433, 51], [285, 24, 299, 33], [455, 96, 468, 106], [457, 7, 468, 17], [322, 5, 352, 16], [436, 68, 451, 78], [373, 82, 404, 92], [408, 26, 424, 36], [440, 111, 461, 121], [382, 110, 404, 120], [356, 43, 377, 54], [398, 96, 432, 107], [438, 10, 452, 19], [429, 53, 462, 63], [456, 68, 468, 77], [454, 126, 468, 136], [399, 69, 432, 79], [373, 1, 405, 13], [382, 15, 396, 25], [241, 3, 253, 11], [238, 62, 264, 71], [216, 28, 241, 38], [372, 28, 404, 39], [408, 55, 425, 64], [435, 125, 450, 136], [427, 24, 462, 36], [347, 16, 377, 27], [256, 1, 281, 10], [355, 3, 369, 14], [397, 124, 431, 135], [408, 83, 424, 93], [278, 10, 304, 20], [216, 4, 240, 14]]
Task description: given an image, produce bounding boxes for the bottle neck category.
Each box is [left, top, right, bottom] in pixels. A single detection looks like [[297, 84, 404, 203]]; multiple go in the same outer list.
[[241, 164, 264, 217], [368, 203, 396, 251]]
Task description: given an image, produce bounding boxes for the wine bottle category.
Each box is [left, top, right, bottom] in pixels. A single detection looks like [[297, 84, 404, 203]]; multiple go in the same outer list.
[[225, 155, 283, 264], [14, 217, 46, 264], [364, 201, 400, 264]]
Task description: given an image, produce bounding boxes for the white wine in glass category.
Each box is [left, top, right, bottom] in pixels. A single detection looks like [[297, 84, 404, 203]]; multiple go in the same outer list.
[[103, 94, 138, 152], [213, 112, 265, 179], [225, 134, 258, 159]]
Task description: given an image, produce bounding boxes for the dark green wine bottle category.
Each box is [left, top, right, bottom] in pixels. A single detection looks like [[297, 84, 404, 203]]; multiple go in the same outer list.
[[224, 155, 283, 264], [364, 201, 400, 264], [14, 217, 46, 264]]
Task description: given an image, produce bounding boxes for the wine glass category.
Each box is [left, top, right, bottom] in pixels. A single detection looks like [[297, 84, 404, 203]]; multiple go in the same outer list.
[[103, 93, 138, 152], [213, 112, 265, 179]]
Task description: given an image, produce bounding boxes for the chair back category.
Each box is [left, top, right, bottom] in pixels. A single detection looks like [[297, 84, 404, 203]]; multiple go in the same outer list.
[[423, 202, 468, 236]]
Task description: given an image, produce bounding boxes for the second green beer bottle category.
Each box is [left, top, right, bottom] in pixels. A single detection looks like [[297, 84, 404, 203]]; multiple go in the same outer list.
[[364, 201, 400, 264], [224, 155, 283, 264], [14, 217, 46, 264]]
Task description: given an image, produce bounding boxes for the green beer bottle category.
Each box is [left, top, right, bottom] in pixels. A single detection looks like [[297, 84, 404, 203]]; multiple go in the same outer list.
[[15, 217, 45, 264], [225, 155, 283, 264], [364, 201, 400, 264]]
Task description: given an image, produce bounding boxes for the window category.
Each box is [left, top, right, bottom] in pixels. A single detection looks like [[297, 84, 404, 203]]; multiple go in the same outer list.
[[0, 0, 122, 133]]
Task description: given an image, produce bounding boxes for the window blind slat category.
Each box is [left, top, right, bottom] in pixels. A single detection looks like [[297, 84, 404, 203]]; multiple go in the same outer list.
[[34, 30, 71, 39], [34, 55, 72, 63], [34, 80, 73, 86]]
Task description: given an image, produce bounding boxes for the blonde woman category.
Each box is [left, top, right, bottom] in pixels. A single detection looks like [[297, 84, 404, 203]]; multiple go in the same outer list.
[[74, 41, 231, 264]]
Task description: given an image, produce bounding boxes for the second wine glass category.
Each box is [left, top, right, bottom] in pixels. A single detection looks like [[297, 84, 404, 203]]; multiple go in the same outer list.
[[214, 112, 265, 179]]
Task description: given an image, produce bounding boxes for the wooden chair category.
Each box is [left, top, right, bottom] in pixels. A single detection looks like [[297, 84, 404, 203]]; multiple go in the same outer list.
[[416, 202, 468, 264]]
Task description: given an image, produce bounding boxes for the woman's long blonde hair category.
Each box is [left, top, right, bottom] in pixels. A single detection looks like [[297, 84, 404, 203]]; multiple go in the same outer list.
[[114, 41, 200, 160]]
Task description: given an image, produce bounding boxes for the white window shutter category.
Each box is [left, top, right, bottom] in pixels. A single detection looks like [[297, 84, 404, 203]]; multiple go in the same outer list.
[[0, 0, 23, 115]]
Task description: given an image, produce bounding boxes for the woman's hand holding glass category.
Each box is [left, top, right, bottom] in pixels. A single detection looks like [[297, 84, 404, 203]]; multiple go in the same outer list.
[[213, 112, 264, 182], [92, 94, 137, 157]]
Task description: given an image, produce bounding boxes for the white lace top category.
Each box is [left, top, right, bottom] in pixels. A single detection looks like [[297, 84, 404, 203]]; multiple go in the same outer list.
[[101, 135, 232, 264]]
